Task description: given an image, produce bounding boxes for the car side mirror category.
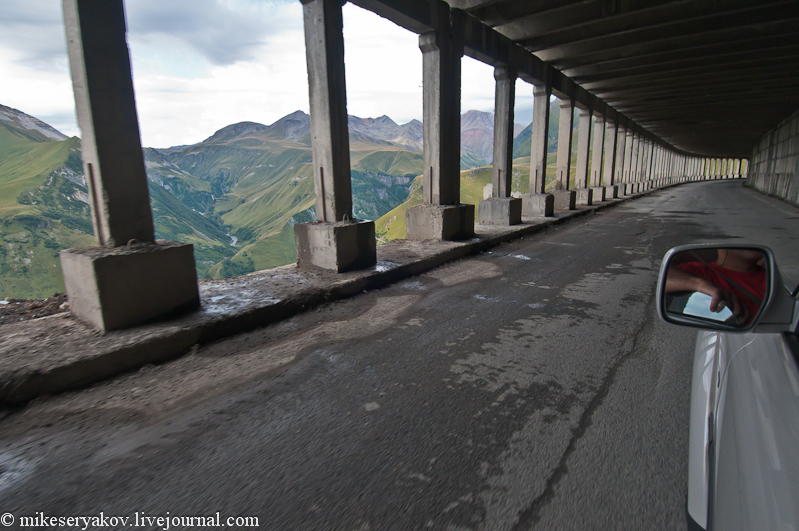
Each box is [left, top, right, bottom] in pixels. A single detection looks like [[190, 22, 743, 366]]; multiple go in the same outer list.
[[657, 244, 797, 333]]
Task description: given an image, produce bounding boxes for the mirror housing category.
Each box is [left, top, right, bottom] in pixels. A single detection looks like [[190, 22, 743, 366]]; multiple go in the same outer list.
[[657, 244, 797, 333]]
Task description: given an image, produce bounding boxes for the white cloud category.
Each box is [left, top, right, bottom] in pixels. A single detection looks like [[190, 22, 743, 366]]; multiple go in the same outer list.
[[342, 4, 422, 124], [129, 1, 309, 147], [0, 0, 531, 149]]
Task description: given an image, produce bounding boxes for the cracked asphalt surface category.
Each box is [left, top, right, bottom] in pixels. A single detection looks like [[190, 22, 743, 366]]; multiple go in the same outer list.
[[2, 180, 797, 530]]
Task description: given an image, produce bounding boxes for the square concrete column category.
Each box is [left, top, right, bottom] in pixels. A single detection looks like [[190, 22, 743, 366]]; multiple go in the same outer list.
[[602, 120, 618, 197], [407, 27, 474, 240], [654, 145, 662, 179], [630, 129, 640, 182], [61, 0, 199, 331], [553, 98, 576, 210], [653, 145, 659, 180], [590, 114, 606, 201], [615, 123, 626, 188], [574, 106, 593, 205], [64, 0, 154, 247], [522, 83, 554, 217], [479, 66, 521, 226], [296, 0, 376, 271], [623, 126, 635, 183], [654, 145, 661, 180]]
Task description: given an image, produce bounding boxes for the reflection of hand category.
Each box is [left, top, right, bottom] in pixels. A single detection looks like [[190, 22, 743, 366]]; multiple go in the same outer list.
[[704, 281, 750, 325], [665, 266, 752, 326]]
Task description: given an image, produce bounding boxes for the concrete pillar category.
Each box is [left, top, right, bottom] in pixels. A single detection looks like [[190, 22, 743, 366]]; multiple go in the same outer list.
[[479, 66, 521, 226], [679, 154, 685, 181], [649, 144, 656, 181], [60, 0, 199, 331], [407, 22, 475, 239], [522, 83, 554, 216], [294, 0, 376, 271], [652, 142, 659, 183], [615, 123, 627, 189], [623, 126, 634, 185], [575, 106, 593, 205], [652, 144, 663, 186], [602, 120, 618, 197], [591, 114, 606, 201], [554, 98, 576, 209], [630, 129, 640, 184], [304, 0, 351, 223], [64, 0, 154, 246], [641, 139, 651, 187], [667, 151, 673, 182], [666, 151, 671, 182], [650, 142, 658, 181]]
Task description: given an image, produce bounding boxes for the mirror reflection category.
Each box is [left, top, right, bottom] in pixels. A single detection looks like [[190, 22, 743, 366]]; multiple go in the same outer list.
[[663, 248, 768, 327]]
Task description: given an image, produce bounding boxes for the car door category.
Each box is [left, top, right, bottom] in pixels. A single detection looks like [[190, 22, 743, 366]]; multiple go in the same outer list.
[[712, 332, 799, 530]]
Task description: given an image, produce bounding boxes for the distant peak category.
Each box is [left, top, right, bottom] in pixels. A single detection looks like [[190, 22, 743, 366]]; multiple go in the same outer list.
[[283, 110, 309, 121], [0, 103, 68, 141], [463, 109, 491, 117], [374, 115, 397, 125], [203, 121, 268, 143]]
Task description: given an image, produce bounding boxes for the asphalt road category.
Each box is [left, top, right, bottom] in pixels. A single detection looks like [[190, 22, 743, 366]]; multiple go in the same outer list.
[[1, 180, 797, 530]]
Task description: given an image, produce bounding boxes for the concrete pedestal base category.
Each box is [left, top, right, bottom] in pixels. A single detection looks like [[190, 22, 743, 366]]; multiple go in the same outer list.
[[406, 204, 475, 241], [60, 241, 199, 332], [605, 185, 619, 199], [294, 219, 376, 273], [552, 190, 576, 210], [478, 197, 522, 226], [576, 188, 594, 206], [591, 187, 606, 202], [521, 193, 554, 217]]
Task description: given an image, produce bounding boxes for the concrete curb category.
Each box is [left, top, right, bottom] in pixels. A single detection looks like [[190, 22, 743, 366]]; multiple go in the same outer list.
[[0, 186, 671, 407]]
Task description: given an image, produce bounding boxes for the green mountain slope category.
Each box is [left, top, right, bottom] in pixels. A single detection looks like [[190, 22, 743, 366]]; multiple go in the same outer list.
[[0, 122, 95, 298], [2, 106, 527, 296], [151, 115, 426, 278], [376, 156, 568, 243]]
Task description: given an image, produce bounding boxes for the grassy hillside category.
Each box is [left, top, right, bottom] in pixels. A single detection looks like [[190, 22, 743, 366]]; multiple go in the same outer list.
[[4, 107, 553, 296], [153, 126, 425, 277], [0, 127, 96, 298], [376, 156, 567, 243]]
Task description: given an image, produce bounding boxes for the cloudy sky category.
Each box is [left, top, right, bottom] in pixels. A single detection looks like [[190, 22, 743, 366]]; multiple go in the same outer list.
[[1, 0, 535, 149]]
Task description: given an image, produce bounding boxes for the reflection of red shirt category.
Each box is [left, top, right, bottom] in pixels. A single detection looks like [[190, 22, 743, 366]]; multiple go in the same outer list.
[[677, 262, 767, 320]]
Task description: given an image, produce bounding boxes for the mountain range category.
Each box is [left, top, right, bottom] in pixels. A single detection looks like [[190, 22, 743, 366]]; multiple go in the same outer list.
[[0, 103, 567, 299]]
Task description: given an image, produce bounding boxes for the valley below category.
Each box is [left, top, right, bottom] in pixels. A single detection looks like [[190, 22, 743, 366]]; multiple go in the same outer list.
[[0, 103, 567, 300]]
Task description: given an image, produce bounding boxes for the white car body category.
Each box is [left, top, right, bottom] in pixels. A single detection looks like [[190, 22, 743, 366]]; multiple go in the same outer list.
[[688, 330, 799, 530], [657, 244, 799, 530]]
